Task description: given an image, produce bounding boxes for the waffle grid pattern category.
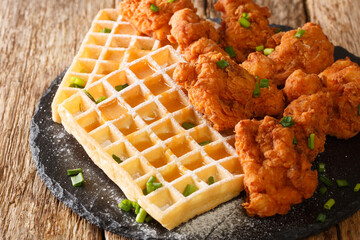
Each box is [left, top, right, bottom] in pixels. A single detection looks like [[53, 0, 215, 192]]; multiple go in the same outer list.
[[58, 45, 244, 229], [52, 9, 162, 122]]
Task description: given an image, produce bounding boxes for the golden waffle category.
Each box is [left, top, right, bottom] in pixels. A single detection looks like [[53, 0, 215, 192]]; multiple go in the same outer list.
[[57, 45, 244, 230], [52, 9, 162, 122]]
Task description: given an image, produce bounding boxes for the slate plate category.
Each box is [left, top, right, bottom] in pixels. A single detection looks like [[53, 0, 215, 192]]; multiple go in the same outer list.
[[30, 25, 360, 240]]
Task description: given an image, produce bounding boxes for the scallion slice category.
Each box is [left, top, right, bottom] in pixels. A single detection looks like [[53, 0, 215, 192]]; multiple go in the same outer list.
[[242, 12, 250, 20], [260, 79, 269, 88], [119, 199, 132, 211], [354, 183, 360, 192], [255, 45, 264, 52], [182, 122, 196, 130], [318, 163, 325, 173], [112, 154, 122, 163], [83, 90, 95, 102], [199, 140, 211, 146], [132, 202, 141, 214], [100, 28, 111, 33], [67, 168, 83, 176], [316, 213, 326, 223], [308, 133, 315, 149], [225, 46, 236, 58], [96, 96, 107, 104], [264, 48, 274, 56], [216, 59, 230, 69], [150, 4, 159, 13], [336, 179, 348, 187], [71, 172, 85, 187], [295, 29, 306, 38], [183, 184, 198, 197], [275, 28, 282, 33], [136, 208, 148, 223], [253, 82, 260, 98], [147, 176, 156, 184], [319, 175, 332, 187], [239, 17, 251, 28], [115, 83, 129, 91], [208, 176, 215, 185], [70, 76, 85, 88], [280, 116, 295, 127], [324, 198, 335, 210], [168, 0, 175, 3], [293, 136, 298, 145], [319, 186, 327, 195]]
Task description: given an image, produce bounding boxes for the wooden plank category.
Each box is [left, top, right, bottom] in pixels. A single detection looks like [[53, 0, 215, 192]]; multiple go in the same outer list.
[[307, 226, 338, 240], [338, 210, 360, 239], [205, 0, 306, 27], [0, 0, 114, 239]]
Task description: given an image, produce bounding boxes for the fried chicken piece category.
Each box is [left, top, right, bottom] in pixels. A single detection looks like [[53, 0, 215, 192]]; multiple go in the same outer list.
[[284, 69, 324, 102], [174, 38, 285, 130], [319, 58, 360, 139], [235, 116, 318, 217], [269, 23, 334, 85], [118, 0, 195, 41], [241, 51, 275, 80], [168, 8, 220, 50], [214, 0, 275, 63]]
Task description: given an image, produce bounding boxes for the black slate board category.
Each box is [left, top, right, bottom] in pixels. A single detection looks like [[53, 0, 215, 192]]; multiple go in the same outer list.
[[30, 25, 360, 240]]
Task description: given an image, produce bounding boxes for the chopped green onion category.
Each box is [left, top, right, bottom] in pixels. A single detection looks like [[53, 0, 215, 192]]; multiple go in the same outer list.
[[112, 154, 122, 163], [69, 83, 83, 88], [319, 175, 333, 187], [275, 28, 282, 33], [132, 202, 140, 214], [316, 213, 326, 223], [336, 179, 349, 187], [119, 199, 132, 211], [96, 96, 107, 104], [253, 82, 261, 98], [239, 17, 251, 28], [354, 183, 360, 192], [146, 182, 162, 195], [115, 83, 129, 91], [308, 133, 315, 149], [182, 122, 196, 130], [136, 208, 148, 223], [280, 116, 295, 128], [242, 12, 250, 20], [225, 46, 236, 58], [67, 168, 83, 176], [83, 90, 95, 102], [70, 76, 85, 88], [318, 163, 325, 173], [260, 79, 269, 88], [145, 215, 153, 222], [324, 198, 335, 210], [264, 48, 274, 56], [168, 0, 175, 3], [71, 172, 85, 187], [147, 176, 157, 184], [208, 176, 215, 185], [293, 136, 298, 145], [295, 29, 306, 38], [183, 184, 198, 197], [216, 59, 230, 69], [199, 140, 211, 146], [255, 45, 264, 52], [100, 28, 112, 33], [150, 4, 159, 13], [319, 186, 327, 195]]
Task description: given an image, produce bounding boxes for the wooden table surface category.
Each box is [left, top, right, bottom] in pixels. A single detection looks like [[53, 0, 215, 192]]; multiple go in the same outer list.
[[0, 0, 359, 239]]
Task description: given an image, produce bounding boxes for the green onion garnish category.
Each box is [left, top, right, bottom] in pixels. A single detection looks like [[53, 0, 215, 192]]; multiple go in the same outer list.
[[324, 198, 335, 210], [100, 28, 112, 33], [308, 133, 315, 149], [67, 168, 83, 176], [145, 176, 162, 195], [275, 28, 281, 33], [239, 17, 251, 28], [255, 45, 264, 52], [225, 46, 236, 58], [318, 163, 325, 173], [336, 179, 348, 187], [199, 140, 211, 146], [294, 29, 306, 38], [316, 213, 326, 223], [260, 79, 269, 88], [280, 116, 295, 127], [112, 154, 122, 163], [354, 183, 360, 192], [119, 199, 132, 211], [115, 83, 129, 91], [71, 172, 85, 187], [96, 96, 107, 104], [147, 176, 156, 184], [208, 176, 215, 185], [293, 136, 298, 145], [253, 82, 261, 98], [182, 122, 196, 130], [83, 90, 95, 102], [216, 59, 230, 69], [242, 12, 250, 20], [136, 208, 148, 223], [183, 184, 198, 197], [319, 175, 333, 187], [132, 202, 141, 214], [69, 76, 85, 88], [264, 48, 274, 56], [150, 4, 159, 13], [168, 0, 175, 3], [319, 186, 327, 195]]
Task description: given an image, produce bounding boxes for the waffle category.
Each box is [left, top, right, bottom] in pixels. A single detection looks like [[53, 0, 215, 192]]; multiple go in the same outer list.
[[57, 45, 244, 230], [52, 9, 162, 123]]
